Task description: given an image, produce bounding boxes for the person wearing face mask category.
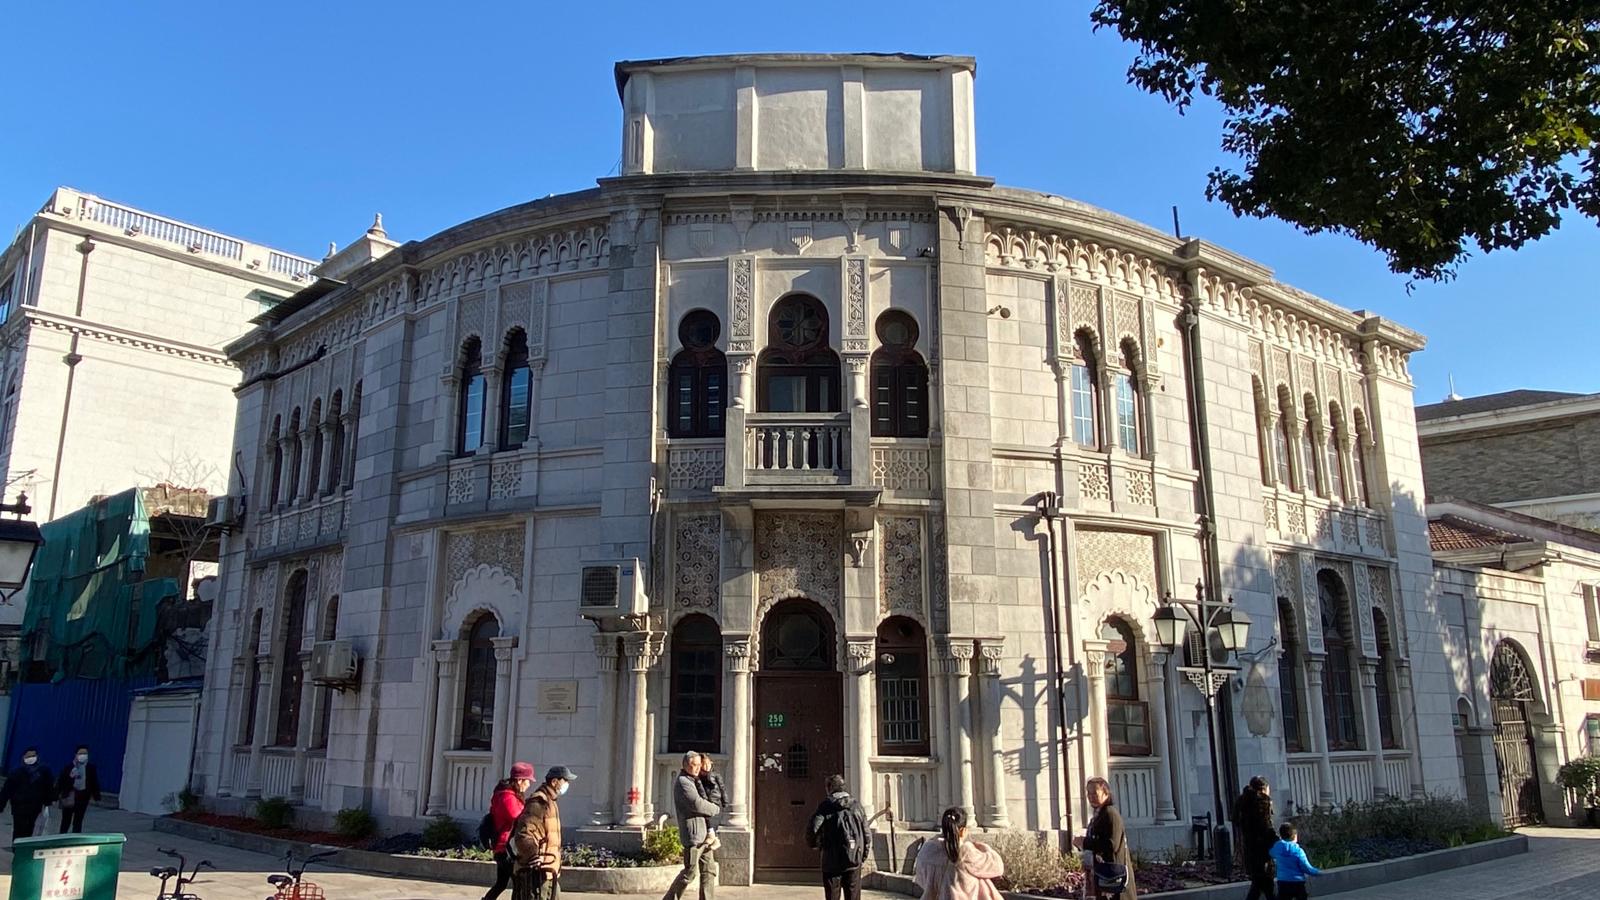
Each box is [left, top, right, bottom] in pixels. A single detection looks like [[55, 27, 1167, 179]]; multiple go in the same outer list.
[[510, 765, 576, 900], [0, 747, 56, 841], [55, 745, 103, 834]]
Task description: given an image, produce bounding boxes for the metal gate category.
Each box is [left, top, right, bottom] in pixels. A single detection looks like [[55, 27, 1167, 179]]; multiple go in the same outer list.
[[1490, 642, 1543, 826]]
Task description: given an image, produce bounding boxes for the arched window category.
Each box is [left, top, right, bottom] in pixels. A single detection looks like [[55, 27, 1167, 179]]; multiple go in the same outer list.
[[876, 617, 930, 756], [0, 375, 17, 454], [1278, 599, 1304, 752], [1373, 609, 1398, 749], [306, 399, 323, 502], [313, 595, 339, 750], [274, 571, 308, 746], [268, 416, 284, 507], [1071, 330, 1100, 449], [457, 338, 486, 455], [870, 312, 929, 437], [501, 329, 532, 449], [1114, 341, 1142, 456], [286, 408, 303, 506], [1319, 571, 1361, 751], [1352, 411, 1373, 507], [242, 609, 263, 744], [1103, 618, 1150, 756], [1326, 405, 1347, 502], [668, 311, 727, 438], [1274, 392, 1296, 489], [759, 296, 840, 413], [1301, 395, 1322, 496], [669, 615, 722, 753], [326, 391, 344, 493], [760, 600, 835, 671], [459, 614, 499, 751]]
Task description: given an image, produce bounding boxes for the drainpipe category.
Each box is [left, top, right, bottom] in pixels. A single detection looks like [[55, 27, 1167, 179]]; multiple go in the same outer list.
[[1037, 491, 1076, 839], [46, 236, 94, 520]]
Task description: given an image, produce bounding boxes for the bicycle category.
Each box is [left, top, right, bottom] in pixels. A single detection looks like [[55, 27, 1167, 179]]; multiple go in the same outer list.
[[149, 847, 213, 900], [266, 848, 337, 900]]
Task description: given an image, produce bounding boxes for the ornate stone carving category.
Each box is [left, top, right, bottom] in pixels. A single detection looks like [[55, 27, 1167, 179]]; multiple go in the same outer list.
[[1298, 552, 1323, 654], [879, 516, 924, 618], [441, 564, 523, 640], [489, 460, 522, 501], [444, 525, 526, 590], [755, 512, 841, 614], [1052, 276, 1072, 356], [593, 633, 621, 672], [1075, 529, 1157, 594], [458, 292, 486, 343], [929, 514, 948, 633], [846, 532, 872, 569], [500, 280, 532, 338], [845, 257, 867, 339], [320, 550, 344, 598], [1125, 469, 1154, 506], [1353, 563, 1379, 658], [1314, 508, 1333, 544], [1339, 511, 1359, 548], [729, 256, 754, 353], [1263, 496, 1280, 532], [847, 639, 875, 673], [725, 638, 751, 672], [871, 446, 931, 491], [667, 446, 725, 492], [979, 643, 1004, 677], [1364, 515, 1385, 551], [674, 515, 721, 611], [527, 279, 548, 358], [1113, 293, 1140, 345], [1079, 461, 1110, 502], [447, 467, 474, 505], [1070, 284, 1101, 347], [1285, 501, 1306, 537], [788, 222, 814, 254]]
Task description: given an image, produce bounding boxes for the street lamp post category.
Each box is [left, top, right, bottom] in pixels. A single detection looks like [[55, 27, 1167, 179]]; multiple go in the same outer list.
[[1152, 580, 1251, 879], [0, 493, 44, 606]]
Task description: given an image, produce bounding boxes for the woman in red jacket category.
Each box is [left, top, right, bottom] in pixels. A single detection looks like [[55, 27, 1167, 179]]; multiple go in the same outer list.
[[484, 762, 534, 900]]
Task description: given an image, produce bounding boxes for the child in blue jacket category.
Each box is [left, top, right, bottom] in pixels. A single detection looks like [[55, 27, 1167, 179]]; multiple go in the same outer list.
[[1269, 822, 1323, 900]]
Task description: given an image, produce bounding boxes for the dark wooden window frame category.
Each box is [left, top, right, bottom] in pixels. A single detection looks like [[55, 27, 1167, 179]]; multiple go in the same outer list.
[[459, 615, 499, 751], [875, 616, 930, 756], [669, 615, 723, 753]]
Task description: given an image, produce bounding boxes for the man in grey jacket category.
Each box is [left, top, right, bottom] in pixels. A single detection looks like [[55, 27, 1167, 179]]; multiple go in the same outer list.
[[662, 751, 720, 900]]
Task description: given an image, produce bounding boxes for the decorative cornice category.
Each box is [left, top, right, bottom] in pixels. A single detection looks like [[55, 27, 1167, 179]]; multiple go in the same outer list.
[[21, 308, 236, 367]]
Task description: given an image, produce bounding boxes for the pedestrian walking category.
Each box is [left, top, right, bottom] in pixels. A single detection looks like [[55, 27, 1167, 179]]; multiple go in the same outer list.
[[912, 806, 1004, 900], [1074, 776, 1137, 899], [54, 745, 101, 834], [1269, 823, 1323, 900], [1234, 776, 1278, 900], [661, 751, 721, 900], [510, 765, 576, 900], [807, 774, 870, 900], [483, 761, 535, 900], [0, 747, 54, 842]]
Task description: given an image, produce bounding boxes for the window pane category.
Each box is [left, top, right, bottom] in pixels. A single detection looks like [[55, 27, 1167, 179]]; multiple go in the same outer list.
[[1353, 444, 1371, 505], [1301, 423, 1320, 494], [462, 374, 486, 452], [1274, 419, 1294, 487], [766, 375, 807, 412], [1280, 651, 1302, 752], [1327, 432, 1345, 500], [1071, 365, 1096, 447], [872, 367, 895, 436], [504, 366, 530, 447], [704, 370, 724, 436], [879, 674, 923, 746], [1584, 586, 1599, 643], [1115, 374, 1139, 454]]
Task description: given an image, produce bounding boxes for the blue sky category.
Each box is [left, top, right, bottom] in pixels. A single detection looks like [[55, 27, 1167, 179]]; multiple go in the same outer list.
[[3, 1, 1594, 404]]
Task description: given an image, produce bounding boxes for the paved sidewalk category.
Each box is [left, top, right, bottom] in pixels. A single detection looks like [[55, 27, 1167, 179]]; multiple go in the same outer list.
[[1329, 825, 1600, 900], [0, 806, 899, 900]]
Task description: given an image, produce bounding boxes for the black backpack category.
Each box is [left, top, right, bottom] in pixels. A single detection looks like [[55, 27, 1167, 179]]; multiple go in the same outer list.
[[830, 803, 869, 867], [478, 812, 497, 849]]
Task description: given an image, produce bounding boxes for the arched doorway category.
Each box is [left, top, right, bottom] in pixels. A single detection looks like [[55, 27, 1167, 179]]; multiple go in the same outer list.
[[1489, 641, 1543, 826], [753, 598, 842, 880]]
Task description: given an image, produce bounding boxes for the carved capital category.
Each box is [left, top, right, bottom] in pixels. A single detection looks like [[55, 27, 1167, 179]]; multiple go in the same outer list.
[[846, 532, 872, 568], [979, 642, 1004, 677], [623, 632, 663, 671], [947, 639, 975, 676], [724, 638, 752, 673], [491, 635, 518, 663], [847, 639, 876, 673], [593, 634, 621, 672]]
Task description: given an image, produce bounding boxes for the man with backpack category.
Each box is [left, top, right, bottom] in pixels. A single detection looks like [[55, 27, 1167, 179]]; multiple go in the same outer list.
[[807, 774, 870, 900]]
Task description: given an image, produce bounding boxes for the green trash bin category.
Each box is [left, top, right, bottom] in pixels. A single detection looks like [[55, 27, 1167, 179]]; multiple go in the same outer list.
[[8, 833, 126, 900]]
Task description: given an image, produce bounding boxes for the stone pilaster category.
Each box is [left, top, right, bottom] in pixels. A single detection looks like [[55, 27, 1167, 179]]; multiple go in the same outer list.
[[425, 641, 459, 816], [724, 638, 752, 828], [978, 643, 1009, 828], [590, 634, 620, 825], [1304, 657, 1334, 807]]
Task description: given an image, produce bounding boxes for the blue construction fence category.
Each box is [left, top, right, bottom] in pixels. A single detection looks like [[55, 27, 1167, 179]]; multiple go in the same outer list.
[[2, 675, 157, 794]]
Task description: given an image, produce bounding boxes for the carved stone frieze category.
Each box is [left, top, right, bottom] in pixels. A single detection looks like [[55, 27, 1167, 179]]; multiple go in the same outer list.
[[444, 525, 526, 590], [755, 512, 840, 614], [673, 515, 721, 611], [878, 516, 924, 618]]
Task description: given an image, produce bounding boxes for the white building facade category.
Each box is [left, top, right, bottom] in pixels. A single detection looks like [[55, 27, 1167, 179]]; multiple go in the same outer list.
[[193, 54, 1464, 883]]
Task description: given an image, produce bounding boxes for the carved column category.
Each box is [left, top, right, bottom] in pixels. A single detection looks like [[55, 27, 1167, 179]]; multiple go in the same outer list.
[[1357, 660, 1384, 799], [425, 641, 460, 815], [525, 359, 546, 448], [847, 639, 876, 815], [246, 655, 275, 797], [930, 645, 952, 809], [1304, 657, 1334, 807], [339, 412, 358, 490], [947, 640, 976, 817], [1395, 660, 1425, 798], [1161, 648, 1184, 818], [276, 437, 296, 509], [480, 366, 503, 455], [290, 652, 316, 802], [1147, 651, 1177, 821], [622, 632, 659, 826], [218, 658, 247, 796], [590, 635, 620, 825], [978, 644, 1010, 828], [725, 638, 752, 828], [317, 422, 337, 496], [491, 636, 518, 784], [1082, 641, 1109, 783], [296, 429, 315, 502]]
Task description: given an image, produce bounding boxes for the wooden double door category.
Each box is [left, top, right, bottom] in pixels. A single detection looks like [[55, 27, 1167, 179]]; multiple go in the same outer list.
[[753, 672, 843, 879]]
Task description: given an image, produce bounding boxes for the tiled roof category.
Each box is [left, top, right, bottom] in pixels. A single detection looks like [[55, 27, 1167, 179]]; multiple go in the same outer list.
[[1427, 515, 1533, 552], [1416, 389, 1588, 421]]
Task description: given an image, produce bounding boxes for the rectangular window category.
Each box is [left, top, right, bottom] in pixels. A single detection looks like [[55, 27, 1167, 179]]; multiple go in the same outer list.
[[1274, 419, 1294, 488], [1071, 365, 1097, 447], [1353, 445, 1371, 505], [1280, 652, 1303, 753], [877, 651, 929, 756], [504, 366, 531, 448], [1323, 650, 1361, 750], [1114, 373, 1138, 455], [462, 374, 486, 453], [1586, 715, 1600, 754], [669, 645, 721, 752], [1327, 435, 1346, 500], [1107, 699, 1150, 756], [1584, 585, 1599, 643], [703, 369, 724, 436]]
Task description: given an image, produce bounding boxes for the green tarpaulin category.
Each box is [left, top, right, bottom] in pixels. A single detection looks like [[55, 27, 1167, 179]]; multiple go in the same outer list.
[[19, 488, 179, 680]]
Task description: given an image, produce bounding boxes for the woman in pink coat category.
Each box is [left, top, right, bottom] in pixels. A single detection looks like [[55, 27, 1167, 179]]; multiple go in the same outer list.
[[913, 807, 1005, 900]]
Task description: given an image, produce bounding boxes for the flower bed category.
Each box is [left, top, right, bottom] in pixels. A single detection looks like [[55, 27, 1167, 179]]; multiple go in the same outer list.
[[170, 810, 367, 847]]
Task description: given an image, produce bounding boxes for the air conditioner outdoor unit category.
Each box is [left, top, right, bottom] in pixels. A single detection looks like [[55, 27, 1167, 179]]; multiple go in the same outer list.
[[204, 496, 239, 531], [310, 639, 360, 690], [578, 559, 648, 619]]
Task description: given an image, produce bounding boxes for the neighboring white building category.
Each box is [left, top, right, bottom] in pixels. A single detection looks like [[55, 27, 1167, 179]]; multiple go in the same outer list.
[[0, 188, 318, 645], [192, 53, 1463, 883], [1427, 498, 1600, 826]]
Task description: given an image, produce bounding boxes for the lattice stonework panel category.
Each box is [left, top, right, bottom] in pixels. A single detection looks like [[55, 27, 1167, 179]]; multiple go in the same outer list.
[[1075, 529, 1157, 594], [755, 512, 841, 614], [444, 526, 527, 588], [668, 446, 725, 491], [879, 516, 924, 618], [871, 446, 931, 491], [673, 515, 721, 611]]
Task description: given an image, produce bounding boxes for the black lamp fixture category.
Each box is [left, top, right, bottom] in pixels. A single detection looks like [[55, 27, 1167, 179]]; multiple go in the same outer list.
[[0, 493, 43, 604]]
